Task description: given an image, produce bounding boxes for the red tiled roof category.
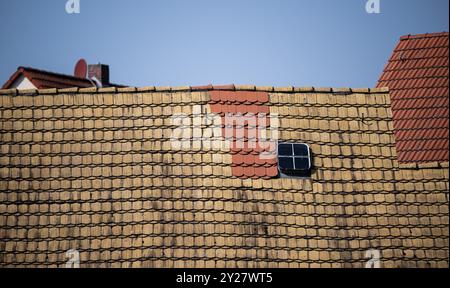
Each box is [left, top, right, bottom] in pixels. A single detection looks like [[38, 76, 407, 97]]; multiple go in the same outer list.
[[377, 32, 449, 163], [2, 67, 95, 89], [209, 91, 278, 179]]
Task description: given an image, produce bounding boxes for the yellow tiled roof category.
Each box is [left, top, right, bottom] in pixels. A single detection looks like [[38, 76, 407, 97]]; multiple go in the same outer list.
[[0, 86, 448, 268]]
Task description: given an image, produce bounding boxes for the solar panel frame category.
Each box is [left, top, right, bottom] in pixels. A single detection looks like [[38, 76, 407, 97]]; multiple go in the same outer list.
[[277, 143, 312, 177]]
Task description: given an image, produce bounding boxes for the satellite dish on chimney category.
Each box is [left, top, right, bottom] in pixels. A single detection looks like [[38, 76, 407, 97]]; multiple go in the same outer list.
[[74, 58, 88, 78]]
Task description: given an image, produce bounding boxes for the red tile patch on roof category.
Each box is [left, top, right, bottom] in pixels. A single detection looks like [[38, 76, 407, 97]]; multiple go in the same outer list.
[[377, 32, 449, 163], [209, 91, 278, 179]]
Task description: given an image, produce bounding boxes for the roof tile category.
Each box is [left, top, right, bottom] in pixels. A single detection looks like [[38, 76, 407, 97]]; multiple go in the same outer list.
[[377, 32, 449, 163]]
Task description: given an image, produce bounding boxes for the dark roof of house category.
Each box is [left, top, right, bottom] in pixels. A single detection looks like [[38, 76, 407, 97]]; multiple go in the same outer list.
[[2, 67, 95, 89], [377, 32, 449, 163], [2, 67, 126, 90]]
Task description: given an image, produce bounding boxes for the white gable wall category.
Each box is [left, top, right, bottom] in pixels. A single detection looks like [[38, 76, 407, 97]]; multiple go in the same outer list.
[[10, 75, 37, 90]]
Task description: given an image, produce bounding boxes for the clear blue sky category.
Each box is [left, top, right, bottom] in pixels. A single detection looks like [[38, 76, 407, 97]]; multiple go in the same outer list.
[[0, 0, 448, 88]]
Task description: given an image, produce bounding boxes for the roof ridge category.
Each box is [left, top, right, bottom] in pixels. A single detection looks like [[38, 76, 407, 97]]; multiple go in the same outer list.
[[18, 66, 92, 82], [0, 85, 390, 96], [400, 32, 449, 40]]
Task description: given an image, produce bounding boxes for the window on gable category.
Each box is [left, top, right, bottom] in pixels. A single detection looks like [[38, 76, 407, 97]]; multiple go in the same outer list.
[[278, 143, 312, 178]]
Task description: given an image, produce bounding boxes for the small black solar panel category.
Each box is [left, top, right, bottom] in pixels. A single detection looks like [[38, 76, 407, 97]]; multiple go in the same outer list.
[[278, 143, 312, 177]]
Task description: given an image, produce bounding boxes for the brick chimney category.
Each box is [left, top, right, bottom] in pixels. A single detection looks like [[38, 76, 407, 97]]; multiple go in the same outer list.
[[88, 64, 110, 87]]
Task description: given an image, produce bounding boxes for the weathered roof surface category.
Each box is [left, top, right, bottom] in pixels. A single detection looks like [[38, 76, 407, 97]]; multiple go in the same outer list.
[[0, 86, 448, 268], [377, 32, 449, 163]]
